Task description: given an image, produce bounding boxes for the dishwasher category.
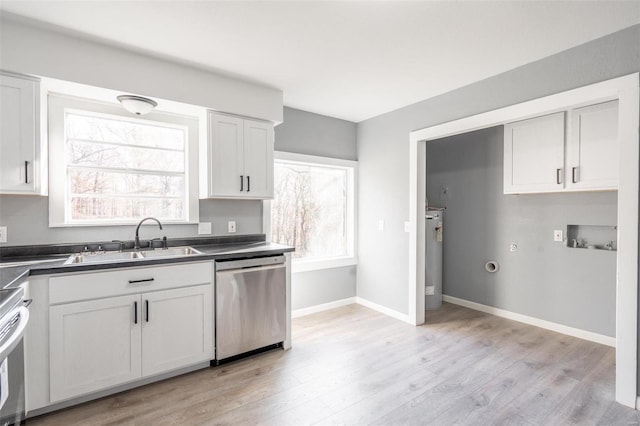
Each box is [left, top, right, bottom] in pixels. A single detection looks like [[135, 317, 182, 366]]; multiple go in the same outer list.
[[215, 255, 286, 361]]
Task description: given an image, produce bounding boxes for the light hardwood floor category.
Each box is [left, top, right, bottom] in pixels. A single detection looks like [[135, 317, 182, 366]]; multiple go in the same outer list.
[[28, 302, 640, 425]]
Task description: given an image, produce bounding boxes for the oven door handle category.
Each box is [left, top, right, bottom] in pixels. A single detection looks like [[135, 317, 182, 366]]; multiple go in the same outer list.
[[0, 307, 29, 363]]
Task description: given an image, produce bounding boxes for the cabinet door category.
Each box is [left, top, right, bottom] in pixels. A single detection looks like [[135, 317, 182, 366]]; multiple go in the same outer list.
[[504, 112, 565, 194], [141, 285, 212, 377], [209, 112, 245, 197], [49, 295, 142, 402], [566, 100, 618, 191], [243, 119, 274, 198], [0, 74, 38, 194]]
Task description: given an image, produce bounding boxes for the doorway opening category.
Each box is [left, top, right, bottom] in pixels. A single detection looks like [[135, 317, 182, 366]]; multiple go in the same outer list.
[[408, 73, 639, 407]]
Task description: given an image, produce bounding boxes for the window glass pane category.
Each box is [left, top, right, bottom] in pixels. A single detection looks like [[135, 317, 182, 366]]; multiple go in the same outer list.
[[70, 197, 184, 221], [66, 112, 184, 150], [69, 170, 184, 197], [63, 110, 188, 223], [271, 161, 349, 260], [67, 140, 184, 172]]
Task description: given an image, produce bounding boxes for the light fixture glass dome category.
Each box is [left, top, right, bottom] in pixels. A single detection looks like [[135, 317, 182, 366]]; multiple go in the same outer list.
[[117, 95, 158, 115]]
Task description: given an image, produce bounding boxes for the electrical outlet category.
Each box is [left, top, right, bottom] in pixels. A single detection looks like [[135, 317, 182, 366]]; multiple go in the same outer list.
[[554, 229, 563, 242], [425, 286, 435, 296], [509, 242, 518, 252], [440, 186, 451, 201], [378, 220, 385, 231], [228, 221, 236, 233], [0, 226, 6, 243], [198, 222, 212, 235]]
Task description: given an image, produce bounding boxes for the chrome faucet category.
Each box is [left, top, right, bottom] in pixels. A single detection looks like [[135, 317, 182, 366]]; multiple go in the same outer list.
[[134, 217, 163, 249]]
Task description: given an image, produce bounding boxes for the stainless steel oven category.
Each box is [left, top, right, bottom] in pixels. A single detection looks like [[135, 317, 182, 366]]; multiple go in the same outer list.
[[0, 286, 29, 426], [215, 255, 286, 360]]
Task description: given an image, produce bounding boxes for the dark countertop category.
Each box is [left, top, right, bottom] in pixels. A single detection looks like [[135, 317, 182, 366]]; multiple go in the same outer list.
[[0, 240, 294, 290]]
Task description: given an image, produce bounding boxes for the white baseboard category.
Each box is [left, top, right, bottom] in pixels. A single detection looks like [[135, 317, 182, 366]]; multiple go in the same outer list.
[[442, 295, 615, 347], [355, 297, 411, 323], [292, 297, 357, 318], [292, 296, 411, 324]]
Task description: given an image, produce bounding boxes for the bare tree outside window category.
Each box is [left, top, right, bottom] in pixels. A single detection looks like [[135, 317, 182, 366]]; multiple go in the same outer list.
[[271, 160, 350, 260], [64, 112, 187, 223]]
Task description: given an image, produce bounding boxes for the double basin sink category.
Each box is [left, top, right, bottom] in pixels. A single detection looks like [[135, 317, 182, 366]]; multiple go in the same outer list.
[[65, 246, 202, 264]]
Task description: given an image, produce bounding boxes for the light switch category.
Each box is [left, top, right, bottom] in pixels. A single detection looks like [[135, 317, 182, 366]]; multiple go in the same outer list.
[[378, 220, 385, 231], [404, 221, 410, 233], [228, 221, 237, 233]]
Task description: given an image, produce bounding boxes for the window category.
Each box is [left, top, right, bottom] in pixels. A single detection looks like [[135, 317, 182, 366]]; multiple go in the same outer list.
[[48, 94, 199, 226], [268, 152, 356, 271]]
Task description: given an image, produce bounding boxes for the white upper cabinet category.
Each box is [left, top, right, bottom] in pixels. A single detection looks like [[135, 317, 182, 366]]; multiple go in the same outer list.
[[205, 112, 274, 199], [208, 113, 244, 198], [504, 112, 566, 194], [566, 100, 619, 191], [0, 72, 42, 195], [504, 101, 619, 194], [243, 119, 274, 198]]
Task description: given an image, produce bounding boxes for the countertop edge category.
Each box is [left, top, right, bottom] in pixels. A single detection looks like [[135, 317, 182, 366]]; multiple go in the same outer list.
[[2, 244, 294, 288]]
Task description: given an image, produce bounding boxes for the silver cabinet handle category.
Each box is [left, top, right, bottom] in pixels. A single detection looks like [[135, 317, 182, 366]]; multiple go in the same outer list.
[[240, 175, 244, 191], [246, 175, 250, 192], [145, 300, 150, 322], [572, 167, 578, 183], [24, 161, 30, 184], [556, 168, 562, 185], [134, 301, 138, 324]]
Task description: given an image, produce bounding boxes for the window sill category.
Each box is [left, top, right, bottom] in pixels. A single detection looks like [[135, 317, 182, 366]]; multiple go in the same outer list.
[[49, 221, 200, 228], [292, 257, 357, 273]]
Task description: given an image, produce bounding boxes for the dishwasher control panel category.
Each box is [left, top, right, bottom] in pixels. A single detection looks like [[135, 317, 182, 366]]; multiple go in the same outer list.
[[215, 255, 285, 271]]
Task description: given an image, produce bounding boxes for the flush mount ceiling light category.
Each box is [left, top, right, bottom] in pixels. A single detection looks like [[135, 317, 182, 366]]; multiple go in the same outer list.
[[117, 95, 158, 115]]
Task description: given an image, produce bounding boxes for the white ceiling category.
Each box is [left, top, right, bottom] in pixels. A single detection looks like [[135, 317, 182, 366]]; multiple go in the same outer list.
[[1, 1, 639, 122]]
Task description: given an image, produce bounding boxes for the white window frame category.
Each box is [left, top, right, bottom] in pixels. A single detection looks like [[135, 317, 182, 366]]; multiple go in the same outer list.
[[48, 93, 200, 227], [264, 151, 357, 273]]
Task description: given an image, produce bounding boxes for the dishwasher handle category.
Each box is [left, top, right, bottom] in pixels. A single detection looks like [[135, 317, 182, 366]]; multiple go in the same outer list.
[[215, 255, 285, 272]]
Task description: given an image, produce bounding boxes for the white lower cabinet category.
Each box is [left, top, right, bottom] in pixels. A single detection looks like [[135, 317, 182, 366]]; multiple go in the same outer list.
[[47, 263, 213, 404], [49, 294, 142, 402], [141, 285, 212, 377]]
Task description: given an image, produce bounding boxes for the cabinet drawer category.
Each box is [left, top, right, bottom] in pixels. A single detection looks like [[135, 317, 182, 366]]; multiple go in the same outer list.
[[50, 262, 213, 305]]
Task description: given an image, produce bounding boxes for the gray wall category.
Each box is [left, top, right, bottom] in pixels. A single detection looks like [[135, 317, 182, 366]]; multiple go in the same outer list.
[[0, 15, 282, 122], [276, 107, 357, 160], [0, 196, 262, 246], [291, 266, 357, 311], [275, 107, 358, 310], [356, 24, 640, 316], [427, 126, 617, 336]]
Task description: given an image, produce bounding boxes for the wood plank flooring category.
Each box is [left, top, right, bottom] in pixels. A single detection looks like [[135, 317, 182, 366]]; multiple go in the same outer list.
[[28, 302, 640, 425]]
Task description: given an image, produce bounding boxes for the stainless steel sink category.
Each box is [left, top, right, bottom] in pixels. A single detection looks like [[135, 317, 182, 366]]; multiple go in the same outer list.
[[138, 246, 203, 258], [65, 251, 143, 264], [64, 246, 203, 264]]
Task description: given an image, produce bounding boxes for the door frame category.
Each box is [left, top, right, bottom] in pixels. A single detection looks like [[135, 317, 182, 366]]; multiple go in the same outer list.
[[407, 73, 639, 407]]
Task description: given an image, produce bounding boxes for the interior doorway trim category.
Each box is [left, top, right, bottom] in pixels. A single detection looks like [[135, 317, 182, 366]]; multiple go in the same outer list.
[[408, 73, 639, 408]]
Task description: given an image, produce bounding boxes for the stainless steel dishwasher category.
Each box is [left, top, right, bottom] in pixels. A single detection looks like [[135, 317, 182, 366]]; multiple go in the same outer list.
[[215, 255, 286, 360]]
